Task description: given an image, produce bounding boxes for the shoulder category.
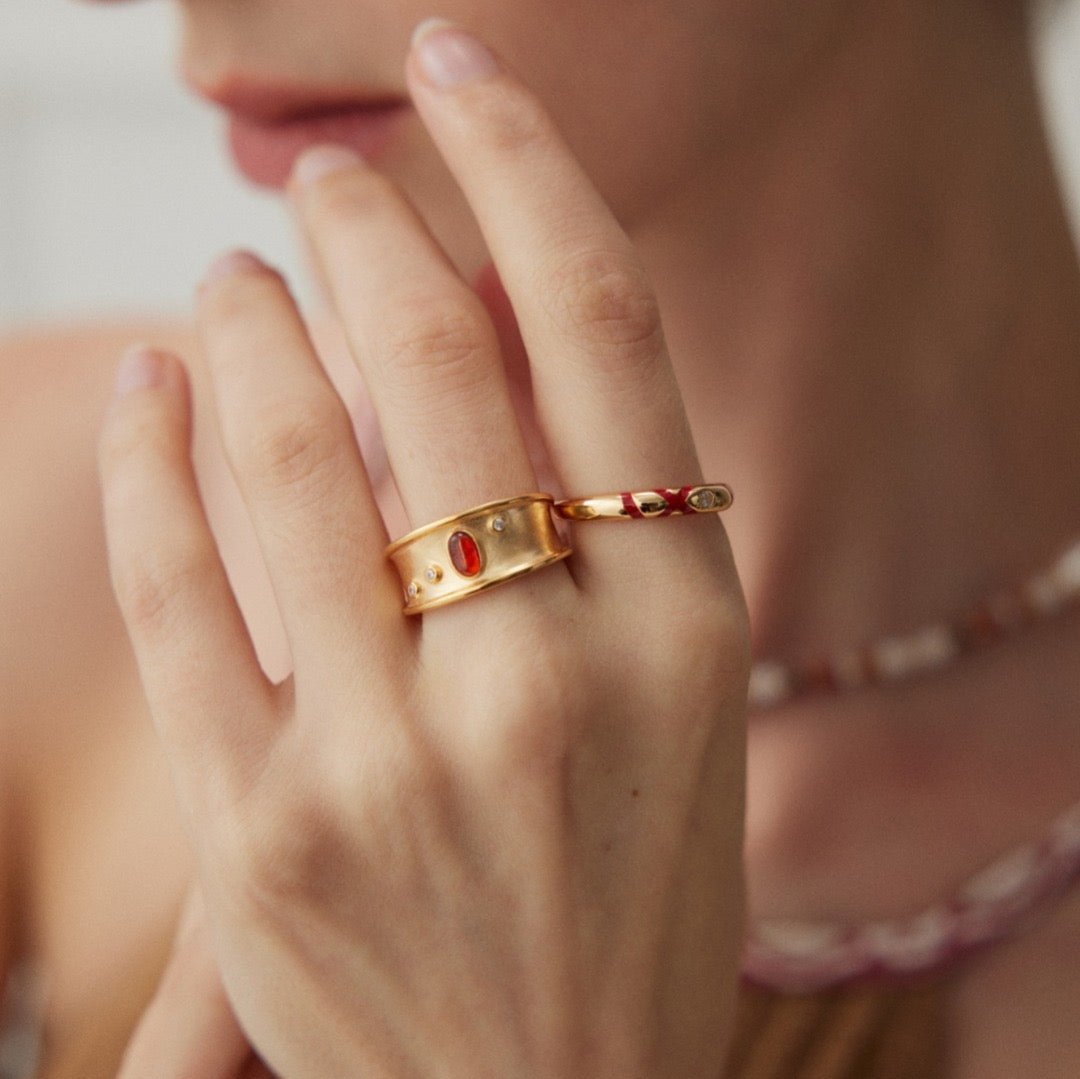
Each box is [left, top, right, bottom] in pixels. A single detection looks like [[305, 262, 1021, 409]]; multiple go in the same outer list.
[[0, 319, 202, 726]]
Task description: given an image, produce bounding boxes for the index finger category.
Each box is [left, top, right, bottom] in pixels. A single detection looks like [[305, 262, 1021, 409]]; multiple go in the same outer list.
[[405, 21, 705, 505]]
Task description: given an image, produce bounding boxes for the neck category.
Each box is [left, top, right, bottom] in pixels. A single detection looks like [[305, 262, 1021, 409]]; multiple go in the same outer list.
[[632, 1, 1080, 665]]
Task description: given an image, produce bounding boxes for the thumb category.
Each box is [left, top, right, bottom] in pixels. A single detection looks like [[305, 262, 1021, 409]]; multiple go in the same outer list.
[[117, 884, 267, 1079]]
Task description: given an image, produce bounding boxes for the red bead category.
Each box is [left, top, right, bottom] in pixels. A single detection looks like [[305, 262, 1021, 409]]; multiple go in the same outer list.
[[957, 604, 1001, 648], [448, 530, 482, 577], [800, 660, 838, 694]]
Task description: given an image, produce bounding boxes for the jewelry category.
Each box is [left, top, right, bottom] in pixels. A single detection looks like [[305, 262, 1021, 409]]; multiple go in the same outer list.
[[553, 482, 733, 521], [749, 538, 1080, 710], [741, 538, 1080, 988], [384, 493, 571, 614], [743, 797, 1080, 991]]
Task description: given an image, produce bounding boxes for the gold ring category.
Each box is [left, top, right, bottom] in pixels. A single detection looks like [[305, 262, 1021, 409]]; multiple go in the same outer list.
[[384, 493, 571, 614], [553, 483, 733, 521]]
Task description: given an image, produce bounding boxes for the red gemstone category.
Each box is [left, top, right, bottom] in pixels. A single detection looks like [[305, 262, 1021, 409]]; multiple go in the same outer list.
[[448, 530, 482, 577]]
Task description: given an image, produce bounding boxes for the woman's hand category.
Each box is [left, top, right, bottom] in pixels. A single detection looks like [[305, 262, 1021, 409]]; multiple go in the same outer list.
[[118, 885, 274, 1079], [99, 19, 749, 1079]]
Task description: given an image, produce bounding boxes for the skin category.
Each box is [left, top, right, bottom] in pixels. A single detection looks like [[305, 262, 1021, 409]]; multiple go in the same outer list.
[[101, 25, 751, 1077], [2, 0, 1079, 1074]]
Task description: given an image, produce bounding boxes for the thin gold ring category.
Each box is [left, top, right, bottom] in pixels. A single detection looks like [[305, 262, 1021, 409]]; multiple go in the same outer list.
[[553, 483, 733, 522]]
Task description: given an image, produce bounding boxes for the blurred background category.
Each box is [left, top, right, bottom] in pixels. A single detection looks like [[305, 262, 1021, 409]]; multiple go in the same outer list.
[[0, 0, 308, 330], [0, 0, 1078, 331]]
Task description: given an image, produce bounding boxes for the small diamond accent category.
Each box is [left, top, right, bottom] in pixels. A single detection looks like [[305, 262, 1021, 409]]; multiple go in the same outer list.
[[697, 489, 717, 509], [491, 515, 507, 532], [406, 581, 420, 599], [424, 565, 442, 583]]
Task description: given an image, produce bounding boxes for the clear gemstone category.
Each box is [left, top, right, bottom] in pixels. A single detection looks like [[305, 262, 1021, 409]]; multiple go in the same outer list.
[[491, 515, 507, 532], [424, 565, 442, 583], [406, 581, 420, 599], [697, 489, 716, 509]]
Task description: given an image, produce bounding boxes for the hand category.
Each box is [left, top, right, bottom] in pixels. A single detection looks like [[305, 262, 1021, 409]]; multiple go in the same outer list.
[[118, 884, 275, 1079], [99, 19, 749, 1079]]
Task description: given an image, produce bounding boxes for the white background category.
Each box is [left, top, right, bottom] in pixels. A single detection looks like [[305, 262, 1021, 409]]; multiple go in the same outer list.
[[0, 0, 1078, 331]]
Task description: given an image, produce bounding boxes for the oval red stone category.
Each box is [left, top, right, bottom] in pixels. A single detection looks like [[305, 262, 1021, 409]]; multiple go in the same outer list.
[[448, 530, 482, 577]]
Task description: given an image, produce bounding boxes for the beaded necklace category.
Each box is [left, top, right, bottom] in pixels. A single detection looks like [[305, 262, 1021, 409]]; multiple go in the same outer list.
[[742, 537, 1080, 991], [748, 539, 1080, 711]]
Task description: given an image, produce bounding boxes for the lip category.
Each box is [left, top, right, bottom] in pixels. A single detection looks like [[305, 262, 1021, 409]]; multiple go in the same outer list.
[[186, 73, 411, 188]]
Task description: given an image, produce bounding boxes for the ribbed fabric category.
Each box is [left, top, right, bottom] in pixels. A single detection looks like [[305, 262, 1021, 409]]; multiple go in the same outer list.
[[723, 974, 949, 1079]]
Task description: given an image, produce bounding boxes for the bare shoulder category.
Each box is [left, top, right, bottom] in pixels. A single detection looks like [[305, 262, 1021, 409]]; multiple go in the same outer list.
[[0, 318, 201, 730]]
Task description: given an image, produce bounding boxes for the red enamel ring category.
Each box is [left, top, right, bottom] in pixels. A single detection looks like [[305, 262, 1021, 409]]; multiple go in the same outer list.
[[553, 483, 733, 521]]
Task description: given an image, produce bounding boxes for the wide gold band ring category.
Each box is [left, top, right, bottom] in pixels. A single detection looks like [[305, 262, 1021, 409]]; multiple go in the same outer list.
[[384, 493, 572, 614], [553, 483, 733, 522]]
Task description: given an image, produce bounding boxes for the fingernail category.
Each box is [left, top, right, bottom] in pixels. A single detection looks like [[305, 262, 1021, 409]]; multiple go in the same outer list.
[[114, 345, 166, 399], [291, 144, 364, 189], [411, 19, 499, 89], [202, 249, 266, 289]]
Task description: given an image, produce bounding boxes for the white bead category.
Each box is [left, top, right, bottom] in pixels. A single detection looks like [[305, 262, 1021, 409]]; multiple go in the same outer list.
[[960, 844, 1040, 905], [908, 624, 958, 670], [1025, 573, 1064, 614], [752, 919, 846, 959], [873, 635, 918, 679], [1050, 801, 1080, 858], [860, 906, 955, 970], [1053, 540, 1080, 592], [747, 661, 792, 708]]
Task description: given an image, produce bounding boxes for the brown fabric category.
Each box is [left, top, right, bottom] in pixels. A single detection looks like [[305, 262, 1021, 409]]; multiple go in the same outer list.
[[723, 976, 951, 1079]]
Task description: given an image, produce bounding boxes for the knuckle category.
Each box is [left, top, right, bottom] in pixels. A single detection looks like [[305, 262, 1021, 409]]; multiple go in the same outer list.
[[652, 599, 751, 717], [377, 297, 493, 398], [541, 248, 664, 357], [232, 395, 347, 494], [114, 545, 215, 639], [477, 629, 578, 780]]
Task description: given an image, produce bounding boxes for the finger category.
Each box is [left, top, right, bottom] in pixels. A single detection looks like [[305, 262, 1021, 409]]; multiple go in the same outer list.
[[98, 346, 275, 820], [118, 886, 253, 1079], [406, 23, 726, 581], [406, 21, 701, 487], [285, 146, 541, 533], [196, 251, 414, 679]]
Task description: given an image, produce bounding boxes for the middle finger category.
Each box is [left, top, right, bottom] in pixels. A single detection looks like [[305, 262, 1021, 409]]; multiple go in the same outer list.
[[288, 149, 541, 536]]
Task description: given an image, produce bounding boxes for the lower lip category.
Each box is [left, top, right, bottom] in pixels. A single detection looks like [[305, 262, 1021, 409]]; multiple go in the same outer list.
[[227, 102, 410, 188]]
